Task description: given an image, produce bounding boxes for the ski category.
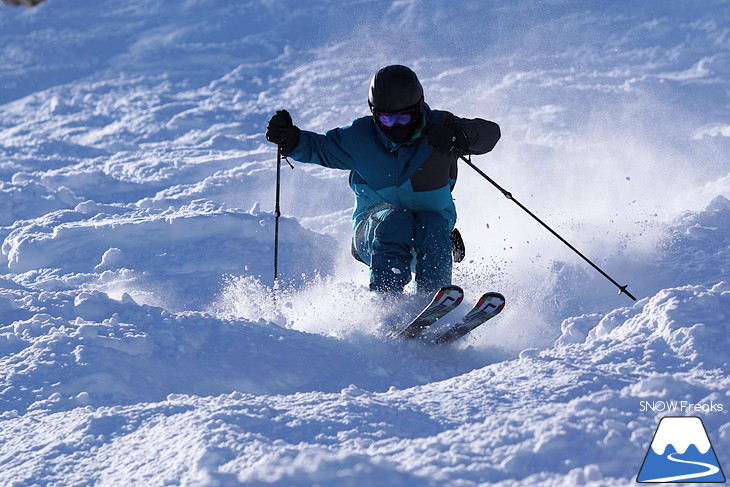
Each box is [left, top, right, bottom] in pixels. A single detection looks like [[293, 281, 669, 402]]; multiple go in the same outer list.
[[392, 285, 464, 339], [431, 292, 505, 345]]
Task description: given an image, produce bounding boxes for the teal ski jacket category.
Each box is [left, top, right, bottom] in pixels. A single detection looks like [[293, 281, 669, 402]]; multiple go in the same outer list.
[[288, 105, 500, 231]]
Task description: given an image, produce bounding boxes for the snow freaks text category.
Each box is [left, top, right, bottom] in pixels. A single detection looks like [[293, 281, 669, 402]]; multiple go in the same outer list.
[[639, 401, 725, 413]]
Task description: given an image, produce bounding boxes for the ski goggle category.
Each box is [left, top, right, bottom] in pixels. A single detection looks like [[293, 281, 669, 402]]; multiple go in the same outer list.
[[375, 110, 416, 127]]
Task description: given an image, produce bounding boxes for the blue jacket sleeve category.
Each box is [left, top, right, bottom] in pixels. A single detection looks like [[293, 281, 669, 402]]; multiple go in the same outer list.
[[287, 126, 358, 171]]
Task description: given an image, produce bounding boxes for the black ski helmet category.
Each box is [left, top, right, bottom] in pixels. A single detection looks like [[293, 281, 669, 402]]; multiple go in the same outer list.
[[369, 65, 424, 143], [368, 65, 424, 112]]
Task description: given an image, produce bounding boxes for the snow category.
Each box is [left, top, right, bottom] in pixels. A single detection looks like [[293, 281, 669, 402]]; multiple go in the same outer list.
[[650, 417, 712, 455], [1, 0, 729, 485]]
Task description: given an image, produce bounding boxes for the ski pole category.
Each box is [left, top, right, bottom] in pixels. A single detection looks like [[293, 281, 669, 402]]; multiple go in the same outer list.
[[274, 144, 282, 288], [273, 144, 294, 293], [459, 154, 636, 301]]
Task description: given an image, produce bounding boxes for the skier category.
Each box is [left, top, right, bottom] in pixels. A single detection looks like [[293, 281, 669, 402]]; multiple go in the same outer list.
[[266, 65, 500, 294]]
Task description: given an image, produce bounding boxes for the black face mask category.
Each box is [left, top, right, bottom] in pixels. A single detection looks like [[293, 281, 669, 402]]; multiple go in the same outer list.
[[380, 122, 419, 143], [371, 100, 423, 144]]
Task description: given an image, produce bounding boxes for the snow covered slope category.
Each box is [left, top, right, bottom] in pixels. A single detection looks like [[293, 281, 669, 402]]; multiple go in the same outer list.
[[1, 0, 729, 485]]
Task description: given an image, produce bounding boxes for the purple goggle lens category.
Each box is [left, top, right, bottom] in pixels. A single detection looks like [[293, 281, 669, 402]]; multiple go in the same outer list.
[[377, 111, 414, 127]]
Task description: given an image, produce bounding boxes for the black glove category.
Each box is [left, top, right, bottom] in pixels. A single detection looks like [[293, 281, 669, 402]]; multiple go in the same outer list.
[[424, 122, 468, 154], [266, 110, 301, 156]]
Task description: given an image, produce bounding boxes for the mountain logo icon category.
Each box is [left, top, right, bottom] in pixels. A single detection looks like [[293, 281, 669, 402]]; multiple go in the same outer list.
[[637, 416, 726, 483]]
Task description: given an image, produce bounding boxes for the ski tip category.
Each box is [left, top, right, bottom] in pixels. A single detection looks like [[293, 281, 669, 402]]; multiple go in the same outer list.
[[474, 292, 506, 313], [478, 292, 505, 305], [482, 291, 505, 300], [430, 285, 464, 307]]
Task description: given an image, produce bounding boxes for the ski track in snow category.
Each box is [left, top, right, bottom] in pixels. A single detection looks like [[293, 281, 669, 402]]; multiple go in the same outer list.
[[1, 0, 729, 485]]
